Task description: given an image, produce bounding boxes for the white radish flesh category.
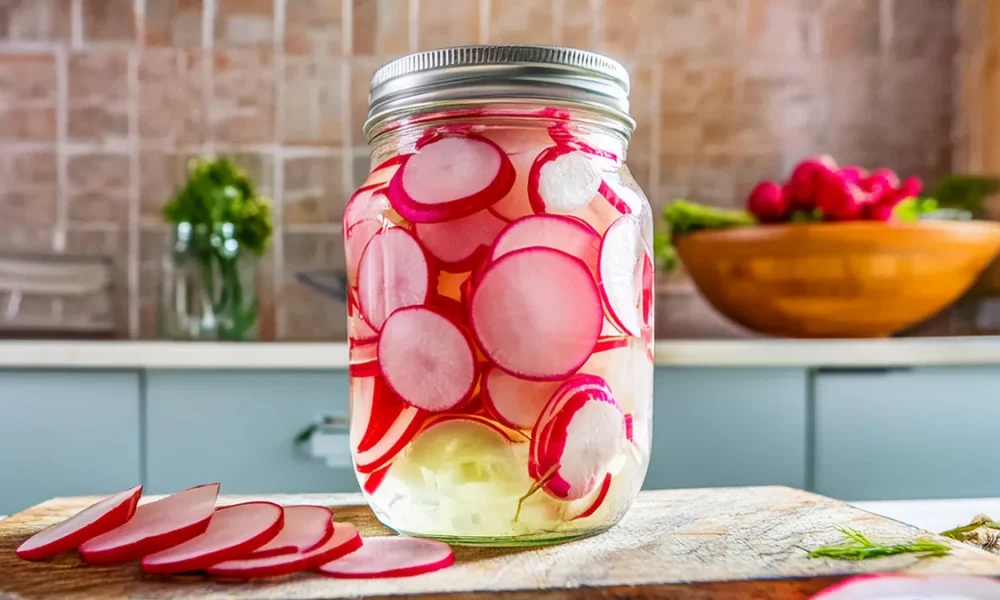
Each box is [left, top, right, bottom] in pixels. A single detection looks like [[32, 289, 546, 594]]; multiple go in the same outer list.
[[378, 307, 478, 412], [317, 536, 454, 579], [79, 483, 220, 565], [599, 214, 645, 337], [471, 247, 602, 381], [415, 209, 507, 271], [570, 472, 612, 521], [388, 135, 515, 223], [357, 227, 432, 331], [207, 522, 361, 580], [248, 505, 334, 557], [16, 485, 143, 561], [490, 214, 601, 278], [483, 366, 562, 430], [528, 146, 601, 215], [141, 502, 284, 574]]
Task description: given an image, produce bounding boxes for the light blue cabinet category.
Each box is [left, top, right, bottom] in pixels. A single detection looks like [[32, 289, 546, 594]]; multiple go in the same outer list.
[[648, 367, 808, 490], [0, 370, 141, 515], [145, 370, 358, 494], [815, 367, 1000, 501]]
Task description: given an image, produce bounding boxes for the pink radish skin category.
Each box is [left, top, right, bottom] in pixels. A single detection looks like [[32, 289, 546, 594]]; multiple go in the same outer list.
[[548, 125, 620, 162], [624, 414, 634, 441], [471, 247, 603, 381], [415, 209, 507, 271], [571, 472, 612, 521], [387, 134, 515, 223], [357, 227, 433, 331], [356, 378, 410, 454], [490, 214, 601, 278], [79, 483, 220, 565], [16, 485, 143, 561], [207, 522, 361, 580], [594, 335, 630, 353], [371, 154, 408, 174], [378, 306, 478, 413], [317, 536, 454, 579], [598, 180, 632, 215], [599, 215, 645, 337], [810, 574, 1000, 599], [482, 365, 562, 431], [528, 146, 602, 215], [354, 406, 424, 474], [363, 467, 391, 495], [141, 502, 284, 574], [248, 505, 334, 558]]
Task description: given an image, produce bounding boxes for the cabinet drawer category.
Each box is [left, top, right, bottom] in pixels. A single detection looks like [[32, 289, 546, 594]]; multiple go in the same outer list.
[[815, 367, 1000, 501], [0, 371, 141, 515], [145, 370, 357, 494]]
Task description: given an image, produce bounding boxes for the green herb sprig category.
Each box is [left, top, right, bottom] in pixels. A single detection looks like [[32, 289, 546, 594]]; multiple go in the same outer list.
[[808, 527, 951, 561]]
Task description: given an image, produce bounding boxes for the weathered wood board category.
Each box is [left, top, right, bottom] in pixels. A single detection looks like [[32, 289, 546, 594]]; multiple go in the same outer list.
[[2, 486, 1000, 599]]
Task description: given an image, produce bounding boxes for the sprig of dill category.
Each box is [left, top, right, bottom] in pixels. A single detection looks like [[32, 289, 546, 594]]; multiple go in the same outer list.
[[808, 527, 951, 561]]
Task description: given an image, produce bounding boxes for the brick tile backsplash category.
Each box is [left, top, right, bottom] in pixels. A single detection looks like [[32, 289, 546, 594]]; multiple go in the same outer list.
[[0, 0, 965, 339]]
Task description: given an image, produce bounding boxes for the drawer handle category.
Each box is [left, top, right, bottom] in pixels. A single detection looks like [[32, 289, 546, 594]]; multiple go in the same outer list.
[[295, 415, 350, 445]]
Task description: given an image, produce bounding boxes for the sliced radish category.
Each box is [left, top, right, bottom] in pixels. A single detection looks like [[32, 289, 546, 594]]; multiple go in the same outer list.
[[348, 353, 379, 378], [570, 472, 612, 520], [471, 247, 602, 381], [317, 536, 454, 579], [207, 522, 361, 580], [387, 134, 515, 223], [598, 179, 632, 215], [599, 214, 644, 337], [528, 146, 602, 215], [415, 209, 507, 271], [624, 414, 634, 442], [810, 575, 1000, 599], [594, 335, 629, 353], [354, 406, 424, 474], [378, 306, 478, 413], [483, 127, 552, 222], [16, 484, 143, 561], [356, 377, 409, 453], [248, 505, 334, 558], [363, 467, 391, 495], [357, 227, 432, 331], [482, 365, 562, 431], [641, 251, 654, 330], [348, 290, 379, 343], [141, 502, 284, 574], [79, 483, 220, 565], [371, 154, 408, 174], [490, 214, 601, 278], [530, 374, 624, 500], [344, 189, 390, 286], [548, 125, 620, 162]]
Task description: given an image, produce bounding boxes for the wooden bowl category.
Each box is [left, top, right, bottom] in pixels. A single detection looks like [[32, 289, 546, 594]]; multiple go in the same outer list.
[[674, 221, 1000, 338]]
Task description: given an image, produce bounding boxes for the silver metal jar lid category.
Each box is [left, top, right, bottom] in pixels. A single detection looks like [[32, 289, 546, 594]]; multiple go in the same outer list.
[[364, 45, 634, 141]]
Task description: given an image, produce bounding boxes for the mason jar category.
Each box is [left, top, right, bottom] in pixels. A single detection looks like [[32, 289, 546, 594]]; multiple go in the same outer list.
[[343, 45, 654, 546]]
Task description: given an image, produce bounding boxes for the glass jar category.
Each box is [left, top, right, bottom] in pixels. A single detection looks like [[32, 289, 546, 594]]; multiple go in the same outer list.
[[344, 46, 654, 546]]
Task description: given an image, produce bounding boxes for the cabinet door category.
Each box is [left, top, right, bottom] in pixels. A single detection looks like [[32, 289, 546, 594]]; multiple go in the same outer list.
[[648, 367, 808, 490], [0, 371, 141, 515], [815, 367, 1000, 501], [146, 370, 357, 494]]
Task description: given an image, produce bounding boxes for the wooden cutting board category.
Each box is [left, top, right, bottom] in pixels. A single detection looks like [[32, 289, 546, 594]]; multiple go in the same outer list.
[[3, 486, 1000, 600]]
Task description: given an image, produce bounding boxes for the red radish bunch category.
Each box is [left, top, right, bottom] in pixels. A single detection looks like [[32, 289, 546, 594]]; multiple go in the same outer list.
[[747, 156, 923, 223], [17, 483, 455, 580]]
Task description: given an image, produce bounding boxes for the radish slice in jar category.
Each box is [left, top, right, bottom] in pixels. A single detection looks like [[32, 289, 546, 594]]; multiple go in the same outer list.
[[569, 472, 612, 520], [248, 505, 334, 558], [317, 537, 454, 579], [206, 522, 361, 580], [483, 127, 553, 222], [471, 247, 602, 381], [599, 214, 645, 337], [378, 306, 478, 412], [354, 406, 424, 474], [351, 376, 409, 454], [594, 335, 629, 353], [482, 365, 562, 431], [415, 209, 507, 271], [598, 180, 632, 215], [363, 467, 391, 495], [16, 485, 143, 561], [387, 135, 515, 223], [490, 214, 601, 278], [344, 189, 389, 286], [357, 228, 432, 331], [348, 290, 378, 343], [141, 502, 284, 574], [528, 146, 602, 215]]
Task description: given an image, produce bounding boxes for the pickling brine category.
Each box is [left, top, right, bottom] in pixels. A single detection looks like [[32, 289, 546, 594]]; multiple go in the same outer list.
[[345, 46, 653, 546]]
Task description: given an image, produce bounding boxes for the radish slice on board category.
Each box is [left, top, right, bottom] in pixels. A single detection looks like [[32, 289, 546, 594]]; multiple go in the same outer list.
[[207, 522, 361, 580], [483, 127, 553, 222], [482, 365, 562, 431], [248, 505, 334, 558], [16, 484, 143, 561], [141, 502, 284, 574], [378, 306, 478, 412], [471, 247, 602, 381], [317, 536, 454, 579], [354, 406, 424, 474], [599, 214, 644, 337], [79, 483, 220, 565], [530, 374, 624, 500], [415, 209, 507, 271], [387, 135, 515, 223], [357, 227, 432, 331], [810, 575, 1000, 599], [528, 146, 602, 215], [490, 214, 601, 278]]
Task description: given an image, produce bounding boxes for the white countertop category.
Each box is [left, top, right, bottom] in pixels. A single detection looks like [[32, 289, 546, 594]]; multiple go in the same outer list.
[[1, 337, 1000, 369]]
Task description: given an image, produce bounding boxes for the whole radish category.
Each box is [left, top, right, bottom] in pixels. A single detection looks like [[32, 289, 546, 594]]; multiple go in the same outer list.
[[746, 181, 788, 222], [817, 174, 866, 221], [784, 156, 837, 209], [898, 176, 923, 200], [838, 166, 866, 185]]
